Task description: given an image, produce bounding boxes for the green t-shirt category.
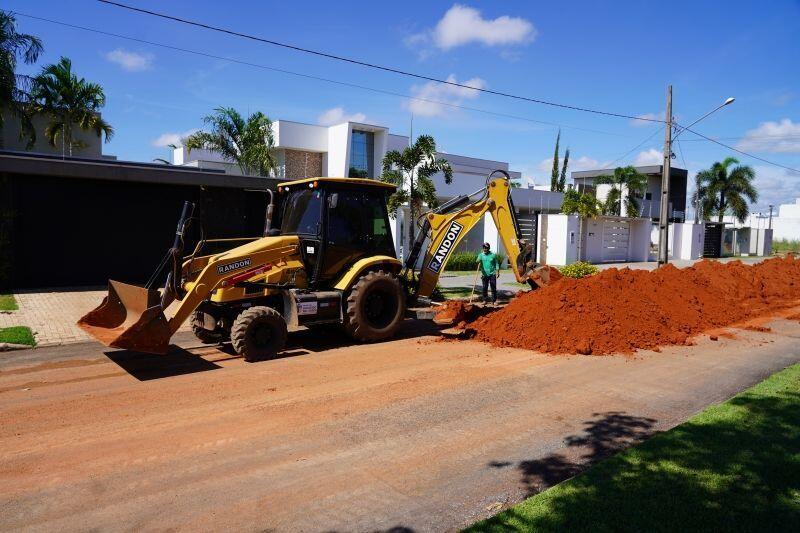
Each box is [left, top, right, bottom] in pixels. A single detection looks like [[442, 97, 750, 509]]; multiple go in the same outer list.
[[477, 251, 499, 276]]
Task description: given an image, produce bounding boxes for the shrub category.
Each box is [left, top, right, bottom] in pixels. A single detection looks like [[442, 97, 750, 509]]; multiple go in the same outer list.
[[772, 239, 800, 253], [558, 261, 598, 279], [445, 250, 506, 272]]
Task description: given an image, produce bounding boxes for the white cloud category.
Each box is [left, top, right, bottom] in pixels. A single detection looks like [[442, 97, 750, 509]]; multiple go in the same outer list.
[[104, 49, 153, 72], [407, 74, 486, 117], [406, 4, 535, 56], [747, 165, 800, 212], [316, 107, 367, 126], [535, 155, 609, 174], [634, 148, 663, 166], [151, 129, 198, 148], [737, 119, 800, 153], [630, 111, 665, 127]]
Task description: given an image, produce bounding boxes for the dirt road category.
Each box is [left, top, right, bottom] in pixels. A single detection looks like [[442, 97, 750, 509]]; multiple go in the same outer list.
[[2, 314, 800, 532]]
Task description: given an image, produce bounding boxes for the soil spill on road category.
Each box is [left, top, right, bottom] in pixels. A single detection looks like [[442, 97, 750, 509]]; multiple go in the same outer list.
[[468, 257, 800, 355]]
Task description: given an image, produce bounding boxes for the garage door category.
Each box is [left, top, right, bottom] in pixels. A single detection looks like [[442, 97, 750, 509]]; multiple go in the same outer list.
[[602, 219, 630, 262]]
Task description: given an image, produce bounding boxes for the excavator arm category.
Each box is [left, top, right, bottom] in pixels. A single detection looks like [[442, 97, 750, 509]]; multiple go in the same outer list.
[[405, 171, 558, 298]]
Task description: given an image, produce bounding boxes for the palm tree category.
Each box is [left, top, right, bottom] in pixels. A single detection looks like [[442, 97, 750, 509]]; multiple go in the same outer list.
[[184, 107, 277, 177], [379, 134, 453, 245], [29, 57, 113, 156], [694, 157, 758, 223], [595, 166, 648, 217], [0, 11, 43, 147]]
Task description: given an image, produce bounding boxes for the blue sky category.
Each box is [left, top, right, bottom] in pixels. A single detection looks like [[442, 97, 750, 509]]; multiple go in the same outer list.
[[7, 0, 800, 212]]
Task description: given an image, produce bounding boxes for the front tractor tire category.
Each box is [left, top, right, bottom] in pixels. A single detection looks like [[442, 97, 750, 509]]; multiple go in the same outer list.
[[344, 270, 405, 343], [231, 306, 288, 362]]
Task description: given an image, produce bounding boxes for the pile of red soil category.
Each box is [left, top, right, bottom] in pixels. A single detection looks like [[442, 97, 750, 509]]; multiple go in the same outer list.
[[469, 257, 800, 355]]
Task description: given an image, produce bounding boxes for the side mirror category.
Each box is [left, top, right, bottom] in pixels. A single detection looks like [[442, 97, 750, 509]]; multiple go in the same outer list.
[[328, 192, 338, 209]]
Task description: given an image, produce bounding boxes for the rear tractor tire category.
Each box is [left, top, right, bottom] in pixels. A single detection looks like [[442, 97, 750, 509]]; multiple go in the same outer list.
[[344, 270, 405, 343], [231, 306, 288, 362]]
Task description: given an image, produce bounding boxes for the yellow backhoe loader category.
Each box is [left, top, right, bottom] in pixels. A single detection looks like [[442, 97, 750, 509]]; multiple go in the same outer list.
[[79, 170, 556, 360]]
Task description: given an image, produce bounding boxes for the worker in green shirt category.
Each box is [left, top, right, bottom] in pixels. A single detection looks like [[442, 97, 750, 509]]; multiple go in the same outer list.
[[476, 242, 499, 304]]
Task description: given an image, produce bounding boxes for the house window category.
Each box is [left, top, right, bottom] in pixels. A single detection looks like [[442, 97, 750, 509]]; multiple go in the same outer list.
[[645, 192, 652, 200], [349, 130, 374, 178]]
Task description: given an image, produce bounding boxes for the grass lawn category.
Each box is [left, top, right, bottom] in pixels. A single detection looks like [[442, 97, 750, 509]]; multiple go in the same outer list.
[[439, 286, 476, 299], [0, 293, 17, 311], [0, 326, 35, 346], [467, 363, 800, 532]]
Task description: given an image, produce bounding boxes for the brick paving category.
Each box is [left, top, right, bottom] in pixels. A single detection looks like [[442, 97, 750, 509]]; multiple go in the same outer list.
[[0, 287, 190, 347]]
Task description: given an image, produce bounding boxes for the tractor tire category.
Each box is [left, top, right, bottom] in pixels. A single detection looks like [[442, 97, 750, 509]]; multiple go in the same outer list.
[[190, 311, 229, 344], [343, 270, 405, 342], [230, 306, 287, 362]]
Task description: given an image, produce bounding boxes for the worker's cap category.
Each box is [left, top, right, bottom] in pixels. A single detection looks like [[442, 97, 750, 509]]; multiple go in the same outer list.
[[482, 242, 491, 249]]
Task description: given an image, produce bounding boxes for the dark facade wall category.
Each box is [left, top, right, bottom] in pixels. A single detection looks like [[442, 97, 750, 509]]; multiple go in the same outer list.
[[1, 172, 269, 289]]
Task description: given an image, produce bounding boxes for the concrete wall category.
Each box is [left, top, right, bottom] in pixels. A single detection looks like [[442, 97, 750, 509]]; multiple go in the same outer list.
[[537, 214, 579, 266], [669, 222, 705, 260]]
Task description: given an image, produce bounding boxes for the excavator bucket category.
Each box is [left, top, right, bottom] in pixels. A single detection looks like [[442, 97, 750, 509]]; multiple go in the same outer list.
[[527, 265, 563, 289], [77, 280, 172, 354]]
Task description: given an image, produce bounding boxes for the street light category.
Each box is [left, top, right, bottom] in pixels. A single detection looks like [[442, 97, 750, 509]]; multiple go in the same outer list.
[[658, 92, 736, 266], [673, 97, 736, 141]]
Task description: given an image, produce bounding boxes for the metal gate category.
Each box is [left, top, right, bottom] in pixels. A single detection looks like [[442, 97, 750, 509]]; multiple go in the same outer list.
[[703, 223, 724, 258], [516, 211, 538, 259], [601, 218, 630, 262]]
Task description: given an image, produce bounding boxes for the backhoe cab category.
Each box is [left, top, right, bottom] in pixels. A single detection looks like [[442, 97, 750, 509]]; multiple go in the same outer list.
[[79, 171, 557, 361]]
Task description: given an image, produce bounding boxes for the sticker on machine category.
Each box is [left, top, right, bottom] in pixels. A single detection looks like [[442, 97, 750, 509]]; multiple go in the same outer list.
[[297, 301, 318, 315], [427, 221, 464, 273], [216, 258, 252, 275]]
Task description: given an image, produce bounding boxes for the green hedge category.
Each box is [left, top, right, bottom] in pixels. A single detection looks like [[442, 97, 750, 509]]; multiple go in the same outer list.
[[558, 261, 599, 278], [445, 251, 506, 271], [773, 239, 800, 253]]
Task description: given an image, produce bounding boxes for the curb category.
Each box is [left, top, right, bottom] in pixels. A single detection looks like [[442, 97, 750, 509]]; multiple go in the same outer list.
[[0, 342, 34, 352]]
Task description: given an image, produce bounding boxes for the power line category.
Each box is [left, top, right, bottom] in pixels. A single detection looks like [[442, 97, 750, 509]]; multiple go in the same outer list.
[[677, 124, 800, 173], [95, 0, 666, 125], [15, 11, 631, 139], [606, 125, 665, 168]]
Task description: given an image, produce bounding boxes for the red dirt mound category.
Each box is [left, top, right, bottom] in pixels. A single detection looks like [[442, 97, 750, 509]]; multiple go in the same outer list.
[[469, 257, 800, 355]]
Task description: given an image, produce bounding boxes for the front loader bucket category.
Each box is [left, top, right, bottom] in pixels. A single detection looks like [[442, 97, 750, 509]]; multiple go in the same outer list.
[[77, 280, 172, 354]]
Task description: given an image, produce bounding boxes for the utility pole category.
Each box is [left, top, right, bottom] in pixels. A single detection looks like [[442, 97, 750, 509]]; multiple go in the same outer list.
[[657, 85, 673, 266], [768, 204, 774, 229]]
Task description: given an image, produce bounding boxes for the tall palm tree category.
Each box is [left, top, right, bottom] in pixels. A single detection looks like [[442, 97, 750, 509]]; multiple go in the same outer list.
[[694, 157, 758, 223], [29, 57, 113, 156], [0, 11, 43, 147], [595, 166, 648, 216], [379, 134, 453, 245], [184, 107, 277, 177]]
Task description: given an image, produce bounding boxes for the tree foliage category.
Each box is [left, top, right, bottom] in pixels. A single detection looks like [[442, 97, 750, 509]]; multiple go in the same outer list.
[[595, 166, 648, 216], [184, 107, 277, 177], [378, 134, 453, 241], [29, 57, 113, 156], [549, 129, 570, 192], [550, 130, 561, 191], [693, 157, 758, 223], [0, 11, 43, 147], [561, 188, 601, 218]]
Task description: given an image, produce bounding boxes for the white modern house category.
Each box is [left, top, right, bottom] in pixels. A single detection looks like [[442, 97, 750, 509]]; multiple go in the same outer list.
[[172, 118, 564, 262]]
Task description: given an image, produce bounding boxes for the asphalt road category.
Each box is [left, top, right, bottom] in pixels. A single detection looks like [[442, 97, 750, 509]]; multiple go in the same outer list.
[[1, 314, 799, 532]]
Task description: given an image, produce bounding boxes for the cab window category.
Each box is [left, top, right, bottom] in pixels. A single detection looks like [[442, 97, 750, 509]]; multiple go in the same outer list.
[[280, 189, 323, 236], [327, 190, 394, 254]]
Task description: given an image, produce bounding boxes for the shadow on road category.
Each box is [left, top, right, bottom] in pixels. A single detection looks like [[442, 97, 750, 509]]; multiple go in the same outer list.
[[490, 411, 658, 497], [105, 345, 222, 381]]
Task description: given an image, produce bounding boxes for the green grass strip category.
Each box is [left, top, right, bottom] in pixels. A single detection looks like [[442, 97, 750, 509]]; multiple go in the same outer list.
[[467, 363, 800, 532], [0, 326, 35, 346], [0, 293, 18, 311]]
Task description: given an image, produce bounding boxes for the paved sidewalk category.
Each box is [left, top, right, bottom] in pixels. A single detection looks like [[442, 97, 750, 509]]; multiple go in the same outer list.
[[0, 287, 189, 347]]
